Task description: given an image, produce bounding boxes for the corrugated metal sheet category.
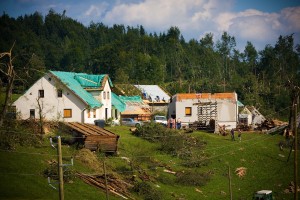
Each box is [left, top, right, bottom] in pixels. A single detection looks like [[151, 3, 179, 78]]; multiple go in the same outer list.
[[50, 71, 104, 108], [176, 93, 236, 101], [134, 85, 170, 102]]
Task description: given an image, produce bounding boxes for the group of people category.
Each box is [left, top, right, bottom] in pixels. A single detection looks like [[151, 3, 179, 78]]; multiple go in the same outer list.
[[167, 117, 181, 129]]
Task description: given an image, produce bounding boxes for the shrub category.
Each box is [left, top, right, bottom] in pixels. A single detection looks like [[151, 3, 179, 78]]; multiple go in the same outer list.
[[0, 129, 42, 150], [132, 181, 162, 200], [43, 160, 75, 183], [175, 170, 211, 186]]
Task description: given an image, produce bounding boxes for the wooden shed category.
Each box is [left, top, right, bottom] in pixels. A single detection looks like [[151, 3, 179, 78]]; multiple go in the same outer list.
[[64, 122, 119, 153]]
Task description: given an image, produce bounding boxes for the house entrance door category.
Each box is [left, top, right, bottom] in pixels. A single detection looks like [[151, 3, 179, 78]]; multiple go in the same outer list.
[[105, 108, 108, 120]]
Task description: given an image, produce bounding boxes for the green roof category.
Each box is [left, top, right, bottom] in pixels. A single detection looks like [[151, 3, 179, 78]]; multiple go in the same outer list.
[[238, 100, 244, 107], [50, 71, 105, 108], [119, 95, 143, 103], [111, 93, 126, 112]]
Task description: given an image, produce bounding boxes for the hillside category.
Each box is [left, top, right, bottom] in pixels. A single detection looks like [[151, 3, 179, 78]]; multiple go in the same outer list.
[[1, 11, 299, 120], [0, 123, 298, 199]]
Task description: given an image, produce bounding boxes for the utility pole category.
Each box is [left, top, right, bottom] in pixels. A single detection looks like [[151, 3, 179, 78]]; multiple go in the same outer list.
[[57, 136, 64, 200], [294, 102, 298, 200], [103, 159, 109, 200], [49, 136, 73, 199], [228, 165, 233, 200]]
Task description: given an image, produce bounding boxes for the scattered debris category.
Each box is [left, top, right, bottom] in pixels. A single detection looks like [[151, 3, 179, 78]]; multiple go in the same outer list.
[[278, 154, 285, 158], [195, 188, 203, 193], [163, 169, 177, 175], [220, 191, 226, 195], [235, 167, 247, 178], [284, 181, 300, 194]]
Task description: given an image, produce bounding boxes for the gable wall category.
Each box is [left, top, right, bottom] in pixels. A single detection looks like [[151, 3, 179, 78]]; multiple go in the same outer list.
[[13, 73, 86, 122], [169, 94, 238, 129], [86, 79, 112, 123]]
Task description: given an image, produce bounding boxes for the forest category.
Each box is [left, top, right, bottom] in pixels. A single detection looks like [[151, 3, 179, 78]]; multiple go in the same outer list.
[[0, 9, 299, 120]]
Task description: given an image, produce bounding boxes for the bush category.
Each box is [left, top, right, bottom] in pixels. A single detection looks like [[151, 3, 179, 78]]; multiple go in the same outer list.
[[175, 170, 210, 186], [133, 122, 207, 164], [43, 160, 75, 183], [0, 129, 42, 150], [132, 181, 162, 200]]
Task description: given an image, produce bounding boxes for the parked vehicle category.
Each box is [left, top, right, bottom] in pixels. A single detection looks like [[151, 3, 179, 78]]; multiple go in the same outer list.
[[153, 115, 167, 126], [122, 118, 143, 127], [253, 190, 273, 200]]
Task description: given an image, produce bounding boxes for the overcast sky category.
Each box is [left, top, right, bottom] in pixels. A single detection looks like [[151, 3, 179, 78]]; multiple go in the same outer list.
[[1, 0, 300, 51]]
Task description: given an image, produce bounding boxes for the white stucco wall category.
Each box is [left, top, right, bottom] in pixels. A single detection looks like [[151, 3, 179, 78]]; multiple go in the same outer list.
[[168, 94, 238, 129], [87, 79, 112, 123], [13, 73, 87, 122]]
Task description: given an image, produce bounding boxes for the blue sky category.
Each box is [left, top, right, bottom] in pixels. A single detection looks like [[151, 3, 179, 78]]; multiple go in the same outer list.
[[1, 0, 300, 51]]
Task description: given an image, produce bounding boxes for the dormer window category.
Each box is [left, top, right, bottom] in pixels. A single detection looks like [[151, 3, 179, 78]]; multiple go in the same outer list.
[[103, 91, 106, 99], [107, 91, 110, 99]]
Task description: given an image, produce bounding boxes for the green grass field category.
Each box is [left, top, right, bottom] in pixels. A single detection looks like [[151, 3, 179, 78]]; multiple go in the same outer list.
[[0, 125, 298, 200]]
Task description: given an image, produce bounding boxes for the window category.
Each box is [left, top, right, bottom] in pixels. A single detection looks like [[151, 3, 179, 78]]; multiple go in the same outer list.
[[107, 91, 110, 99], [30, 109, 35, 118], [185, 107, 192, 116], [93, 109, 96, 118], [115, 110, 118, 119], [64, 109, 72, 118], [38, 90, 44, 98], [57, 89, 63, 97], [87, 109, 91, 118], [103, 91, 106, 99]]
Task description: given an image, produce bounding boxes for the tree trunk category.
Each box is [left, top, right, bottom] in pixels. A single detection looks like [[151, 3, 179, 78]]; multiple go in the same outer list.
[[0, 43, 16, 127]]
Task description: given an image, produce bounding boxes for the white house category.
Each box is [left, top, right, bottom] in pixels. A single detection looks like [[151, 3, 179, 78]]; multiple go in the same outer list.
[[13, 71, 125, 124], [168, 92, 238, 130]]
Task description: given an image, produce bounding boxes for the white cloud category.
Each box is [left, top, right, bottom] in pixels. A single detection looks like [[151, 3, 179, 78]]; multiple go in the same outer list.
[[280, 6, 300, 32], [97, 0, 300, 50], [85, 5, 103, 17], [103, 0, 231, 31]]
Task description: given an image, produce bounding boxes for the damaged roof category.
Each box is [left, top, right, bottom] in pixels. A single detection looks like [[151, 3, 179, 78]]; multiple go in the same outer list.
[[134, 85, 170, 102], [50, 71, 113, 108], [175, 92, 237, 101], [111, 92, 126, 112]]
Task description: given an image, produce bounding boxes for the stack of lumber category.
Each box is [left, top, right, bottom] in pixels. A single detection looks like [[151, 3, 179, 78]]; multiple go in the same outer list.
[[76, 172, 133, 199]]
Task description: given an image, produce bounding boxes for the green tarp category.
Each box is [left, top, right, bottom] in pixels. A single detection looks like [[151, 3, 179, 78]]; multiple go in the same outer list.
[[119, 95, 143, 103], [50, 71, 104, 108], [111, 93, 126, 112]]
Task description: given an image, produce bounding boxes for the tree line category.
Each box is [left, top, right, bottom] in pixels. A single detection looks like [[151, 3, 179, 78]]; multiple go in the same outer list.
[[0, 9, 299, 120]]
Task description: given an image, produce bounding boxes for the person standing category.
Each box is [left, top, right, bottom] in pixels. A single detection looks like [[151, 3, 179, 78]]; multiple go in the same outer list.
[[231, 128, 235, 141], [168, 117, 174, 129], [176, 118, 181, 129], [238, 129, 242, 142]]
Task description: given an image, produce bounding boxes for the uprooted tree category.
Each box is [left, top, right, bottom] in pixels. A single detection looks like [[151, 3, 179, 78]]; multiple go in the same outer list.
[[0, 43, 16, 127]]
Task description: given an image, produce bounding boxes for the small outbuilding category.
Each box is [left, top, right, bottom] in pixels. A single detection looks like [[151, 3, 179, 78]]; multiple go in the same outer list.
[[64, 122, 119, 153]]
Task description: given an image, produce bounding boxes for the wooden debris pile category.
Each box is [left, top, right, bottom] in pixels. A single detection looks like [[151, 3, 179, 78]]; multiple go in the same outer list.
[[76, 172, 134, 199], [258, 119, 288, 131], [235, 167, 247, 178], [284, 181, 300, 194]]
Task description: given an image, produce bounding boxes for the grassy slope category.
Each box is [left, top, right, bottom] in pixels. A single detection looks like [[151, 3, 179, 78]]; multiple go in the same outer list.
[[106, 126, 298, 200], [0, 126, 298, 199], [0, 139, 119, 200]]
